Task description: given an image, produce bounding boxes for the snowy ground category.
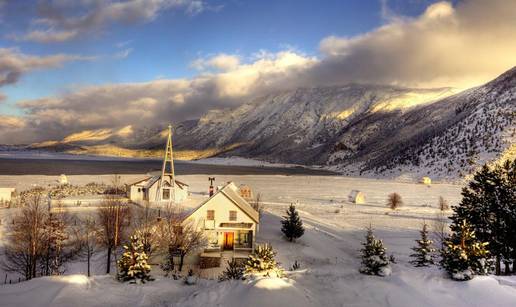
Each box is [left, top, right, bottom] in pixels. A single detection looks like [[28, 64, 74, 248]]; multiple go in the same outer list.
[[1, 173, 515, 306]]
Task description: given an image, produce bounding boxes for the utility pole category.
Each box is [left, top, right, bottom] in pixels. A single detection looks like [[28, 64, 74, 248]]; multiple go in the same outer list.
[[208, 177, 216, 196]]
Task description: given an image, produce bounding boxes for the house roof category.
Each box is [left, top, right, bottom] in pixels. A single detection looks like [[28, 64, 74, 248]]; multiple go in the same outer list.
[[129, 175, 189, 190], [184, 182, 259, 223]]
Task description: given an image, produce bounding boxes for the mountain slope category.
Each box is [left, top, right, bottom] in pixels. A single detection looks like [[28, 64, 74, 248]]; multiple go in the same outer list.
[[25, 67, 516, 180], [173, 85, 456, 165]]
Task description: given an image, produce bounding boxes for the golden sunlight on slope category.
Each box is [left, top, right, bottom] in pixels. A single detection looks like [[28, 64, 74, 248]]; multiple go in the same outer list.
[[62, 129, 114, 143], [335, 108, 355, 120], [371, 89, 458, 112], [116, 125, 133, 137], [492, 143, 516, 167], [64, 143, 245, 160]]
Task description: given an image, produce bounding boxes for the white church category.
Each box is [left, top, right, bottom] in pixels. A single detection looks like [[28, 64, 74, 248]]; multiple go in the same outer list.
[[128, 125, 189, 205]]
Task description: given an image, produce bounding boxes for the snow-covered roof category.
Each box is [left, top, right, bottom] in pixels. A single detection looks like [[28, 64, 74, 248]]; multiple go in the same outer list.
[[184, 182, 259, 223], [348, 190, 363, 197], [129, 176, 189, 190]]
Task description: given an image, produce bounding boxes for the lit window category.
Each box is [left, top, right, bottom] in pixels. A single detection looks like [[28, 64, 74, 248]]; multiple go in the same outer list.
[[207, 210, 215, 220], [229, 210, 237, 221]]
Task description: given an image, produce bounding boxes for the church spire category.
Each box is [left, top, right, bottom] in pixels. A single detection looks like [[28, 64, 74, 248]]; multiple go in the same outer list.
[[156, 124, 175, 202]]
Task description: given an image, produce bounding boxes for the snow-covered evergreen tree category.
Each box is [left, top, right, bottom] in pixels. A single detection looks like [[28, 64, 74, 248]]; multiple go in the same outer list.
[[219, 259, 245, 281], [441, 220, 490, 281], [117, 234, 152, 283], [359, 226, 391, 276], [281, 204, 304, 242], [245, 244, 283, 277], [410, 223, 436, 267], [451, 159, 516, 274]]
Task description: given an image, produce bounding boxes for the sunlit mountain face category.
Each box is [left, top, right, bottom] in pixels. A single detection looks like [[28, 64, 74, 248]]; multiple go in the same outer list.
[[0, 0, 515, 178]]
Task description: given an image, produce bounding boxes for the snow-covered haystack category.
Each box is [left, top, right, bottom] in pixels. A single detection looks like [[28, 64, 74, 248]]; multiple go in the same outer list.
[[348, 190, 366, 204], [179, 277, 314, 307], [419, 177, 431, 185]]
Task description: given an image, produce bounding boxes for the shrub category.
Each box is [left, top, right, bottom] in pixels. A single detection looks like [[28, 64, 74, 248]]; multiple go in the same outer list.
[[245, 244, 283, 277], [386, 193, 403, 210], [219, 259, 245, 281]]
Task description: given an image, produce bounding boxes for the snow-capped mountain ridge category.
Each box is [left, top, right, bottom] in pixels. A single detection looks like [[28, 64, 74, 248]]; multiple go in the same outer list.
[[24, 67, 516, 180]]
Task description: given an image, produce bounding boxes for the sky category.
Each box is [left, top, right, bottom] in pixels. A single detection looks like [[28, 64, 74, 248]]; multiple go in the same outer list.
[[0, 0, 515, 144]]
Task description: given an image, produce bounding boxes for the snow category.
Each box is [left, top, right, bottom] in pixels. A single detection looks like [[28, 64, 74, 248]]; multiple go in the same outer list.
[[1, 173, 516, 306]]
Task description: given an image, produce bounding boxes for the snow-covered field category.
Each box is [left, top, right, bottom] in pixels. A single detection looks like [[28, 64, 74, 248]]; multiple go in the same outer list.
[[1, 173, 515, 307]]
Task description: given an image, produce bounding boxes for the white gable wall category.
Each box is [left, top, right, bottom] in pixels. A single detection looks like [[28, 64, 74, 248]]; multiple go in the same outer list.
[[187, 192, 257, 228], [0, 188, 15, 202]]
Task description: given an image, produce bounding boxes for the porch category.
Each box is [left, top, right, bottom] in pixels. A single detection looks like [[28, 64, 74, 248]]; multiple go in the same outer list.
[[204, 229, 254, 253]]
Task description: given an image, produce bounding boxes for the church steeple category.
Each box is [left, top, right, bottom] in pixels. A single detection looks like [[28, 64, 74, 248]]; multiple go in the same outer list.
[[156, 124, 175, 202]]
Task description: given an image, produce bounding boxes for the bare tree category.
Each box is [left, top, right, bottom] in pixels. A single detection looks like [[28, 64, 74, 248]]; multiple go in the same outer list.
[[176, 220, 207, 272], [132, 201, 159, 258], [386, 193, 403, 210], [157, 205, 207, 274], [76, 217, 100, 277], [97, 196, 131, 274], [251, 193, 265, 218], [437, 196, 449, 211], [40, 201, 77, 276], [2, 193, 47, 280], [156, 204, 184, 275], [433, 211, 450, 251]]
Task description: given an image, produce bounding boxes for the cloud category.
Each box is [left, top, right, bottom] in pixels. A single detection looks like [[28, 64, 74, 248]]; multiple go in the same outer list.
[[10, 0, 206, 43], [0, 115, 25, 129], [10, 29, 79, 43], [9, 51, 315, 143], [114, 48, 133, 59], [313, 0, 516, 89], [2, 0, 516, 143], [191, 53, 241, 72], [0, 48, 94, 87]]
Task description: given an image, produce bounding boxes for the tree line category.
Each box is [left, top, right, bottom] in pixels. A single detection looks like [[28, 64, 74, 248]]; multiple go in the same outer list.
[[1, 194, 207, 281]]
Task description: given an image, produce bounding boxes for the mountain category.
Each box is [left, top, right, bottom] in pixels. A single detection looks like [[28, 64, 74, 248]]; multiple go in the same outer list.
[[26, 67, 516, 180], [173, 85, 456, 163]]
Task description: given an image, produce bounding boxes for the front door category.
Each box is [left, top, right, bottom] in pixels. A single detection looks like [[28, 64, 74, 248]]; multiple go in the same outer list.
[[223, 232, 234, 250]]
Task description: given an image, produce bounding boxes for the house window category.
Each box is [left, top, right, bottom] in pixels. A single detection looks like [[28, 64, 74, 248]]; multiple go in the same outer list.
[[239, 231, 249, 243], [163, 189, 170, 200], [207, 210, 215, 220], [209, 232, 218, 245], [229, 210, 237, 221], [137, 188, 141, 192]]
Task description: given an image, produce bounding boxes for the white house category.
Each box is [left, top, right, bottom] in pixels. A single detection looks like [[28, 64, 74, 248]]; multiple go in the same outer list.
[[182, 182, 259, 268], [0, 187, 15, 202], [59, 174, 68, 185], [128, 175, 189, 205], [348, 190, 366, 204]]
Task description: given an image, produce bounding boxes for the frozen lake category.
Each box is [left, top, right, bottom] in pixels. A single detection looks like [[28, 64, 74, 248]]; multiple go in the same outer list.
[[0, 157, 334, 176]]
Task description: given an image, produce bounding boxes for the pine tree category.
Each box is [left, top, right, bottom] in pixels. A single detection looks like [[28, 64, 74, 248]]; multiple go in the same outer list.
[[117, 235, 153, 283], [451, 159, 516, 275], [359, 226, 391, 276], [219, 259, 245, 281], [245, 244, 282, 277], [410, 223, 436, 267], [441, 220, 490, 281], [281, 204, 304, 242]]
